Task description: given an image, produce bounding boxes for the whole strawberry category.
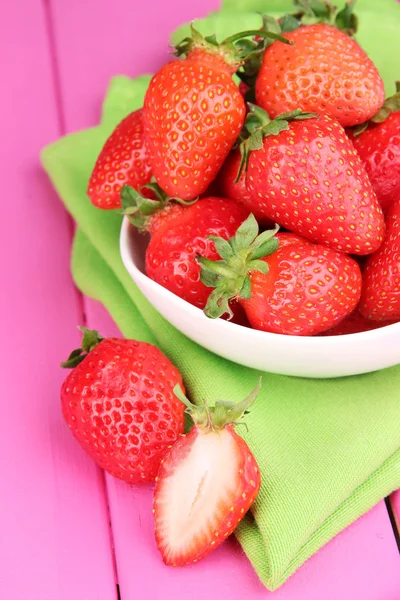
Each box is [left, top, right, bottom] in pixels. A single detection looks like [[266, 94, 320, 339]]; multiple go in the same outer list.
[[359, 198, 400, 321], [87, 109, 152, 209], [239, 107, 384, 255], [122, 186, 249, 311], [60, 328, 185, 483], [198, 216, 362, 336], [143, 25, 289, 200], [154, 381, 261, 566], [256, 24, 384, 127], [350, 84, 400, 213]]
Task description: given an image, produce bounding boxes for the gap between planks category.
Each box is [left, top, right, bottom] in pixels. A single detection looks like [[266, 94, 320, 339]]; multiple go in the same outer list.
[[42, 0, 121, 596]]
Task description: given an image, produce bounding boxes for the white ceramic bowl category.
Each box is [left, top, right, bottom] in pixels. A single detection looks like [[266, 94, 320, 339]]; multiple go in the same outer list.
[[120, 217, 400, 378]]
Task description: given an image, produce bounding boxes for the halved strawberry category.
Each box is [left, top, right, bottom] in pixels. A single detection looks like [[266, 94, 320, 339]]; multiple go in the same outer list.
[[153, 382, 261, 566]]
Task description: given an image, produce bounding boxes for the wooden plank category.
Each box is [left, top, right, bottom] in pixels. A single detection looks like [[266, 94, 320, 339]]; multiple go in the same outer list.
[[0, 2, 117, 599], [50, 0, 221, 132], [85, 300, 400, 600]]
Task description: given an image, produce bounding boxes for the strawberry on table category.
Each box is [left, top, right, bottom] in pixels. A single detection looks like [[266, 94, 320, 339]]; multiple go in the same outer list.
[[255, 24, 384, 127], [350, 83, 400, 213], [238, 107, 385, 255], [359, 198, 400, 321], [87, 109, 152, 209], [60, 328, 185, 483], [198, 215, 362, 336], [154, 380, 261, 566], [122, 185, 249, 312], [142, 24, 290, 200]]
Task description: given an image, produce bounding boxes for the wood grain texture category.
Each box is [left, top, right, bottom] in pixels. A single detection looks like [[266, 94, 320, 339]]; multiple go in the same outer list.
[[0, 2, 117, 599]]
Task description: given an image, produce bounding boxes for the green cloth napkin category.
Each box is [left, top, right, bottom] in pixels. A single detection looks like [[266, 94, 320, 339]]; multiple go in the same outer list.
[[41, 0, 400, 589]]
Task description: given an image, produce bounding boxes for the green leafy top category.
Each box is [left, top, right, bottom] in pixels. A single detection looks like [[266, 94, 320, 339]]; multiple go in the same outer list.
[[353, 81, 400, 136], [292, 0, 358, 35], [60, 327, 104, 369], [234, 14, 300, 87], [120, 183, 195, 231], [173, 22, 292, 71], [174, 378, 261, 431], [197, 214, 279, 320], [236, 105, 317, 181]]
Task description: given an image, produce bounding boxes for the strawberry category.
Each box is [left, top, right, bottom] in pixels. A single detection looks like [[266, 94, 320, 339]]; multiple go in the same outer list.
[[359, 198, 400, 321], [87, 109, 152, 209], [216, 150, 255, 213], [60, 328, 185, 483], [154, 381, 261, 566], [198, 215, 362, 336], [320, 309, 397, 336], [255, 24, 384, 127], [216, 150, 276, 227], [142, 25, 289, 200], [238, 107, 385, 255], [122, 186, 249, 311], [350, 84, 400, 213]]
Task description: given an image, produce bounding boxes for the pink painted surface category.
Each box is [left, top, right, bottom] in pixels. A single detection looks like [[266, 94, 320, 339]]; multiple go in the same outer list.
[[85, 301, 400, 600], [0, 2, 117, 600], [392, 491, 400, 533], [2, 0, 399, 598]]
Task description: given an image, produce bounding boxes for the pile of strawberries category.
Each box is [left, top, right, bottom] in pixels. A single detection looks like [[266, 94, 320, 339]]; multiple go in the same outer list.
[[61, 0, 400, 569], [88, 0, 400, 337]]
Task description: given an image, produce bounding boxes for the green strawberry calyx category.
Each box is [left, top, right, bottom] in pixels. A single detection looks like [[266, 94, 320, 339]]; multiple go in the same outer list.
[[292, 0, 358, 35], [234, 14, 300, 89], [173, 22, 292, 71], [121, 183, 196, 231], [197, 214, 279, 320], [173, 378, 261, 432], [353, 81, 400, 136], [236, 105, 317, 181], [60, 327, 104, 369]]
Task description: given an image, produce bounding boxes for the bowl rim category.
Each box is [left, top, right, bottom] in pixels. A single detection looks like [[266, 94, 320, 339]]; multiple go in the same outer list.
[[120, 216, 400, 345]]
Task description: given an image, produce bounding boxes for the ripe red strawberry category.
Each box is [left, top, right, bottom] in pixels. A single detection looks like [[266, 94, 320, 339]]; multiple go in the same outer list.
[[216, 150, 272, 229], [320, 309, 397, 336], [350, 85, 400, 213], [60, 328, 185, 483], [154, 381, 261, 566], [198, 215, 362, 336], [87, 109, 152, 209], [239, 108, 385, 255], [256, 24, 384, 127], [142, 26, 289, 200], [122, 186, 249, 311], [217, 150, 254, 210], [359, 198, 400, 321]]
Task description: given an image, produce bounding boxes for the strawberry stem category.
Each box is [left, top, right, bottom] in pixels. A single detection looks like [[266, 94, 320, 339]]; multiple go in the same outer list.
[[120, 184, 196, 231], [174, 22, 291, 70], [236, 106, 317, 182], [292, 0, 358, 35], [221, 29, 293, 46], [197, 214, 279, 320], [60, 327, 104, 369], [173, 379, 262, 431]]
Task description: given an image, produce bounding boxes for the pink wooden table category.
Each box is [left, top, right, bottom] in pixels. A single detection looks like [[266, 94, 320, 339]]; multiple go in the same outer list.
[[1, 1, 399, 598]]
